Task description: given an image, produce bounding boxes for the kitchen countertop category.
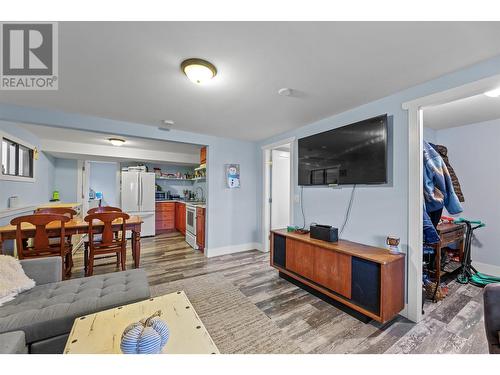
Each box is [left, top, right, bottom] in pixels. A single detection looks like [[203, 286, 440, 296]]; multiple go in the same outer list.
[[37, 202, 82, 209], [156, 199, 206, 208], [0, 202, 82, 220]]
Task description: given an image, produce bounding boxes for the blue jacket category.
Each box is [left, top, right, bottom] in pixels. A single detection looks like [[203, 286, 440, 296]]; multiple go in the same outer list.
[[423, 141, 463, 215], [423, 208, 440, 244]]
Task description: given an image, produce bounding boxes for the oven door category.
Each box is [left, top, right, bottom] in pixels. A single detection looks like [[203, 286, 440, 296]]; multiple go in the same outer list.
[[186, 206, 196, 235], [185, 231, 198, 250]]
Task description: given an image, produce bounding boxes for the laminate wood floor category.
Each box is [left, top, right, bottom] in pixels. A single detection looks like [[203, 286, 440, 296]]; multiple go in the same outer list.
[[70, 232, 488, 354]]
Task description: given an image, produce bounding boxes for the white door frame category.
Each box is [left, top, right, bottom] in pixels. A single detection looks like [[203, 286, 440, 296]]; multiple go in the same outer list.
[[403, 73, 500, 322], [81, 161, 91, 216], [261, 137, 295, 252]]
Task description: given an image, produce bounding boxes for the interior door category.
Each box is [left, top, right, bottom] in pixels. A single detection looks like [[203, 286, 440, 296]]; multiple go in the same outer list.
[[271, 149, 291, 230]]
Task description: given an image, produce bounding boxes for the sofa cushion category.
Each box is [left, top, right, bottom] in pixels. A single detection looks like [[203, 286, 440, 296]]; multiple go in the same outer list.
[[0, 331, 27, 354], [0, 269, 150, 344]]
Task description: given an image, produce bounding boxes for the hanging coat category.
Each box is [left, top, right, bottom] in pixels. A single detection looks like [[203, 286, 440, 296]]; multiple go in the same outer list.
[[423, 141, 463, 215], [430, 143, 465, 202]]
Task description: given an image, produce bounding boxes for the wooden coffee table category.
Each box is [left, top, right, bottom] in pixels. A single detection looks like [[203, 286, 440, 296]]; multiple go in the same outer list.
[[64, 291, 219, 354]]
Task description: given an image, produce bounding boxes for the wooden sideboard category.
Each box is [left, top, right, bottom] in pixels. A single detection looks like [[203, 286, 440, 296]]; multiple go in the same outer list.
[[270, 229, 405, 323]]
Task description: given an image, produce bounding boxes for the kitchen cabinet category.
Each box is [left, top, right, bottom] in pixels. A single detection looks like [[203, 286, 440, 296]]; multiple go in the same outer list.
[[175, 202, 186, 235], [200, 146, 207, 165], [196, 207, 205, 252], [155, 202, 175, 234]]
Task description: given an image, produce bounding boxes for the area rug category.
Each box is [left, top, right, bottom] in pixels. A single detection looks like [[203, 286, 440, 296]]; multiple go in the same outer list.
[[150, 273, 303, 354]]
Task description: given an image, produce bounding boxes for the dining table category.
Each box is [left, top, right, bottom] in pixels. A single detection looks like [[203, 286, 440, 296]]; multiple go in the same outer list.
[[0, 215, 143, 268]]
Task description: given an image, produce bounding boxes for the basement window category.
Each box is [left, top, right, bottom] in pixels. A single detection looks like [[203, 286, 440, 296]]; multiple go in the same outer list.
[[1, 136, 34, 180]]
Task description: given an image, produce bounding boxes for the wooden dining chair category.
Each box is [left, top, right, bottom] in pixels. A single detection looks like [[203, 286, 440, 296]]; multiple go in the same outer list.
[[87, 206, 122, 214], [34, 207, 78, 271], [84, 212, 130, 277], [84, 206, 123, 273], [10, 214, 72, 278], [35, 207, 77, 218]]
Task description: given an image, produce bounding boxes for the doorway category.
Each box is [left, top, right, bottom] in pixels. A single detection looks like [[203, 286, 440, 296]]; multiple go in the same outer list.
[[404, 73, 500, 322], [261, 138, 294, 252], [271, 146, 291, 230]]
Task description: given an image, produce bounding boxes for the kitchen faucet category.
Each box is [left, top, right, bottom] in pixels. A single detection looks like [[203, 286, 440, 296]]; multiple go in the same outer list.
[[195, 186, 205, 202]]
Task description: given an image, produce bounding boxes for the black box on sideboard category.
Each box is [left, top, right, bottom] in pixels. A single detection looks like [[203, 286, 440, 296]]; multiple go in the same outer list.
[[310, 224, 339, 242]]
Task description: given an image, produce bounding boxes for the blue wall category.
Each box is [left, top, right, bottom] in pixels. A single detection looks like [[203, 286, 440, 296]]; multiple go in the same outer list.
[[258, 54, 500, 253], [89, 162, 119, 207], [53, 158, 78, 203], [423, 127, 437, 143], [434, 119, 500, 269], [0, 120, 55, 212], [0, 108, 260, 253], [2, 53, 500, 254]]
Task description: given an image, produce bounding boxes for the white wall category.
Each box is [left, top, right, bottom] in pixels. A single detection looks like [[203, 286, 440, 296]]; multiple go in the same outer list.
[[434, 119, 500, 270], [271, 149, 290, 229]]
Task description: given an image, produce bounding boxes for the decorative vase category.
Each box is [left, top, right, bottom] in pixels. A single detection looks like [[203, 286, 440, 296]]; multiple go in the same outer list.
[[120, 310, 170, 354], [386, 235, 401, 254]]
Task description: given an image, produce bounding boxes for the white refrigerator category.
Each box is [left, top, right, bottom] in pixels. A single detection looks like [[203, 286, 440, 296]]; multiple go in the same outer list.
[[121, 171, 156, 237]]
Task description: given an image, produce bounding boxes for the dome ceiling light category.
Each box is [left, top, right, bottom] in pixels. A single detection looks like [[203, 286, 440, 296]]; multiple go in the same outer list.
[[181, 58, 217, 84], [484, 87, 500, 98], [108, 138, 125, 146]]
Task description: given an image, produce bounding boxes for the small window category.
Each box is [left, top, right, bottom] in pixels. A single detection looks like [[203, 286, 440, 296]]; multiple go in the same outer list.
[[1, 137, 34, 178]]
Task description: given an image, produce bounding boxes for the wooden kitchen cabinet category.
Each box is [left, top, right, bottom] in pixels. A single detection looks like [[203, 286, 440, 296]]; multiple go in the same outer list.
[[200, 146, 207, 165], [175, 202, 186, 235], [155, 202, 175, 234], [196, 207, 205, 252]]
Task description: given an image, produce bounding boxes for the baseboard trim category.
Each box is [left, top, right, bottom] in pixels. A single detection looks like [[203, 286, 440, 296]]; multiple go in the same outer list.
[[472, 261, 500, 277], [206, 242, 262, 258]]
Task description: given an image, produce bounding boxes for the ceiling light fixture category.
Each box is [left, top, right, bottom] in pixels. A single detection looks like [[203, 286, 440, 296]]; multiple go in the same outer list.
[[484, 88, 500, 98], [181, 58, 217, 84], [278, 88, 293, 97], [108, 138, 125, 146], [159, 120, 174, 131]]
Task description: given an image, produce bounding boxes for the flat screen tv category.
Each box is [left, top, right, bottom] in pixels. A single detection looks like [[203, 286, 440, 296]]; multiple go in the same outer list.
[[298, 114, 388, 185]]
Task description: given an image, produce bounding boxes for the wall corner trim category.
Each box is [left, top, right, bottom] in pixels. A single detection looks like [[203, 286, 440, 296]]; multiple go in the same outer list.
[[206, 242, 262, 258], [472, 261, 500, 278]]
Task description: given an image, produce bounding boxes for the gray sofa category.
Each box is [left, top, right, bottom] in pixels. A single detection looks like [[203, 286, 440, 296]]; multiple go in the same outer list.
[[0, 257, 150, 354], [484, 283, 500, 354]]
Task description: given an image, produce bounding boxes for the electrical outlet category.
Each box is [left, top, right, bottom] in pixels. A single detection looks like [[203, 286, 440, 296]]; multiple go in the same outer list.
[[294, 194, 300, 203]]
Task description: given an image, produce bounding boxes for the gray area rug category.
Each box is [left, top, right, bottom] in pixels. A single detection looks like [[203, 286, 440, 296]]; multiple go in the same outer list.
[[150, 273, 303, 354]]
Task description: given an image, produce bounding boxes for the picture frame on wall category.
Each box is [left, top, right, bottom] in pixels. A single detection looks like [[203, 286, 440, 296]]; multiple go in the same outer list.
[[225, 164, 240, 188]]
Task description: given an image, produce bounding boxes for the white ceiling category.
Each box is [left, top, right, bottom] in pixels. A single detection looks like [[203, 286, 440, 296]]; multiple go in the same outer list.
[[3, 22, 500, 141], [424, 93, 500, 129], [20, 123, 201, 154]]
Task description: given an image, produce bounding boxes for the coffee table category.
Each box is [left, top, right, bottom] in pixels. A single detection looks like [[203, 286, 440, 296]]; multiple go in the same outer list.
[[64, 291, 219, 354]]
